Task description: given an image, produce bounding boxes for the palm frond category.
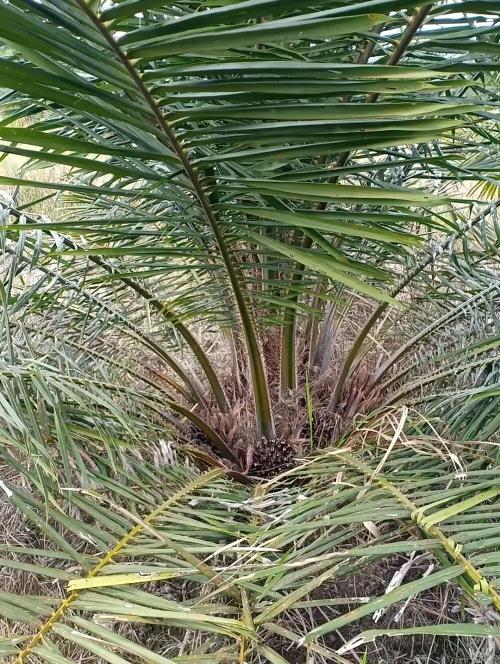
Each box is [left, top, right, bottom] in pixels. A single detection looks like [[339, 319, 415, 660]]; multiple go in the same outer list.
[[1, 0, 498, 444], [0, 432, 499, 662]]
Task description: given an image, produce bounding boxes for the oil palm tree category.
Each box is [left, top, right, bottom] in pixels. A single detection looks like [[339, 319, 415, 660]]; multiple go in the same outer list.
[[0, 1, 499, 661]]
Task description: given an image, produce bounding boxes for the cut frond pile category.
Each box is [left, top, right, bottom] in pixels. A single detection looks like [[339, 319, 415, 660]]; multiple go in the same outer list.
[[0, 429, 499, 662]]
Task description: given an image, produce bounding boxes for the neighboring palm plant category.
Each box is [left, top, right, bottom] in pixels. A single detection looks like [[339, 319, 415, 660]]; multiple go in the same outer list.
[[0, 1, 499, 661]]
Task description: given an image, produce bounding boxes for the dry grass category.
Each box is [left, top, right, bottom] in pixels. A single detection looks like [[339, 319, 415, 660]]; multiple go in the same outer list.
[[0, 150, 66, 218]]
